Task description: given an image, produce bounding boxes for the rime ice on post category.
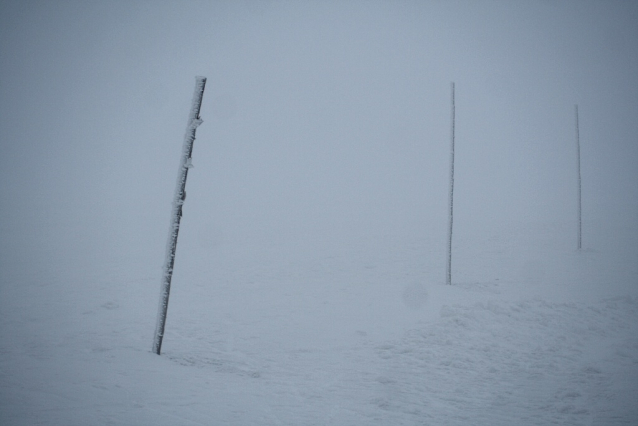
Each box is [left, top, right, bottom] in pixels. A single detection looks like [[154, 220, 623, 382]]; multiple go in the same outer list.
[[153, 77, 207, 355]]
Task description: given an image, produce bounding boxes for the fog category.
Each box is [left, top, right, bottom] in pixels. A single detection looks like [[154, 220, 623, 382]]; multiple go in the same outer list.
[[1, 0, 637, 273], [1, 3, 638, 423]]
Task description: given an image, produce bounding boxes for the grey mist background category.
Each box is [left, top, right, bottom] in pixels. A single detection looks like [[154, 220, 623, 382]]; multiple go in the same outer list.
[[1, 0, 636, 277]]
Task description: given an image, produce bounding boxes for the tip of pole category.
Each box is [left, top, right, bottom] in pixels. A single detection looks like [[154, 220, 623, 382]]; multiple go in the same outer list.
[[196, 76, 207, 82]]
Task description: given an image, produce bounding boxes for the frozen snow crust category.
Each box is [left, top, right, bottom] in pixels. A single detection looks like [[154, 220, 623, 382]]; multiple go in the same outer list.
[[1, 219, 637, 425]]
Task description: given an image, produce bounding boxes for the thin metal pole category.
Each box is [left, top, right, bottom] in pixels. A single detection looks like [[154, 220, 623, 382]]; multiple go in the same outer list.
[[153, 76, 207, 355], [575, 104, 582, 250], [446, 82, 455, 285]]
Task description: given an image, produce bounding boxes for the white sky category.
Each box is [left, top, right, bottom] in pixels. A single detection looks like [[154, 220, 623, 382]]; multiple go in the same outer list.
[[1, 0, 637, 249]]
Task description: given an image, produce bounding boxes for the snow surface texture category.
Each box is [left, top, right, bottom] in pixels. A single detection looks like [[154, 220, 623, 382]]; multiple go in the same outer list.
[[1, 1, 637, 424], [1, 219, 636, 425]]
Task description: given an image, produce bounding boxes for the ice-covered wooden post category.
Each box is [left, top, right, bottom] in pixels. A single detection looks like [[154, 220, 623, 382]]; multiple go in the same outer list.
[[446, 82, 455, 285], [153, 76, 207, 355]]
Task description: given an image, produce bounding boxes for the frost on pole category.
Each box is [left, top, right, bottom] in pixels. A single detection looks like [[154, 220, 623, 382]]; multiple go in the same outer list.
[[153, 76, 207, 355]]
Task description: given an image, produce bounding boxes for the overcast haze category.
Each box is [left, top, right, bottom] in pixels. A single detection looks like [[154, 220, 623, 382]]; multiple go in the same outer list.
[[1, 1, 638, 423], [1, 0, 637, 285]]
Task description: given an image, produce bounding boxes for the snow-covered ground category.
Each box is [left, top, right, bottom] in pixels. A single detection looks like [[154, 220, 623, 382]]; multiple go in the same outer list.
[[1, 2, 637, 425], [1, 214, 636, 425]]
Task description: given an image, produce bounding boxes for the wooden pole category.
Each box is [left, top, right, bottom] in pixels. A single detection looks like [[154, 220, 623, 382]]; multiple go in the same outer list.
[[153, 76, 207, 355], [446, 82, 455, 285], [575, 104, 582, 250]]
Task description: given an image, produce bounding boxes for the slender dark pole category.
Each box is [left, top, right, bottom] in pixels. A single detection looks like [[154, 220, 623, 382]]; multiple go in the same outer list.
[[153, 76, 207, 355], [575, 104, 582, 250], [446, 82, 455, 285]]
